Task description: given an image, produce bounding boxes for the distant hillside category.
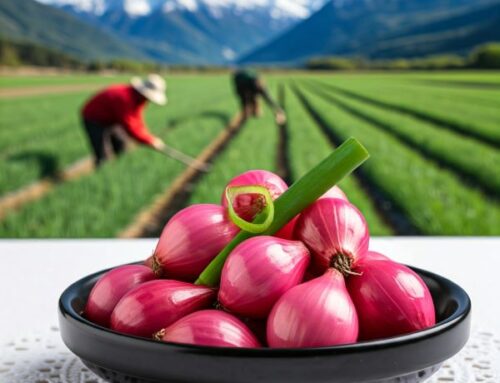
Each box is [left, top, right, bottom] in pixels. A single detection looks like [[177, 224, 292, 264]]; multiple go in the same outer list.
[[0, 0, 144, 60], [3, 0, 498, 66], [36, 0, 327, 64], [0, 38, 83, 67], [366, 2, 500, 58], [240, 0, 500, 64], [93, 6, 249, 64]]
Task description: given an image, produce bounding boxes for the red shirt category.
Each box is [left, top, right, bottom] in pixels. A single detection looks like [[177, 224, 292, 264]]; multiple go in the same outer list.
[[82, 85, 155, 145]]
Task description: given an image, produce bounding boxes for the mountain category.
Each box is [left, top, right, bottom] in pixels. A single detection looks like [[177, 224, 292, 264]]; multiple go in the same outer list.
[[0, 0, 144, 60], [37, 0, 326, 20], [7, 0, 495, 66], [240, 0, 500, 64], [365, 2, 500, 58], [0, 38, 84, 67], [35, 0, 327, 63]]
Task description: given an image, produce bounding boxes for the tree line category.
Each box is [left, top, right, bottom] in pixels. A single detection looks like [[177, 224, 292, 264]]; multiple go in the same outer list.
[[1, 37, 499, 72], [306, 44, 500, 70]]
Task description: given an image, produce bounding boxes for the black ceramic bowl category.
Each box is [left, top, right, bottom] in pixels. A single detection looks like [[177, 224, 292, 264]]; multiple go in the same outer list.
[[59, 263, 471, 383]]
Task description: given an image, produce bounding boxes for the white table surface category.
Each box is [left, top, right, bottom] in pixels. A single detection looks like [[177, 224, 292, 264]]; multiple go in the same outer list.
[[0, 238, 499, 383], [1, 238, 498, 335]]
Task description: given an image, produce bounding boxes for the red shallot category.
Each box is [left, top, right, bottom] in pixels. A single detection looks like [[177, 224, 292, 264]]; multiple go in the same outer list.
[[347, 259, 436, 340], [219, 236, 310, 318], [84, 265, 155, 327], [295, 198, 369, 275], [221, 170, 288, 221], [158, 310, 261, 348], [267, 268, 359, 348], [110, 280, 215, 338], [152, 204, 239, 281]]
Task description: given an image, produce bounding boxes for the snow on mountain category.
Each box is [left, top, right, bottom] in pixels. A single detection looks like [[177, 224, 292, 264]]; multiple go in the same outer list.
[[162, 0, 198, 13], [34, 0, 328, 63], [195, 0, 324, 19], [37, 0, 326, 19], [37, 0, 108, 15], [123, 0, 151, 16]]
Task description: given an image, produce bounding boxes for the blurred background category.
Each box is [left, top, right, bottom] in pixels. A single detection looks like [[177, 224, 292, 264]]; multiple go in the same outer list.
[[0, 0, 499, 238]]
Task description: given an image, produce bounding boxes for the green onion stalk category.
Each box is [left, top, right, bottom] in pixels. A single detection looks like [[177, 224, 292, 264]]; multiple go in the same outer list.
[[195, 137, 369, 287]]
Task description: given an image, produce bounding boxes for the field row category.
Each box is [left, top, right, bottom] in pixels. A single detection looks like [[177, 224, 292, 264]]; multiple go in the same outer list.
[[312, 77, 500, 147], [0, 74, 132, 89], [282, 85, 393, 236], [293, 83, 500, 235], [304, 81, 500, 196], [0, 82, 395, 237], [188, 91, 280, 207], [0, 77, 239, 236], [0, 77, 232, 195], [1, 73, 499, 237]]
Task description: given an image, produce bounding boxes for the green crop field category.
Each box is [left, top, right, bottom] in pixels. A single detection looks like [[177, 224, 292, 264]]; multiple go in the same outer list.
[[0, 74, 132, 88], [0, 71, 499, 237]]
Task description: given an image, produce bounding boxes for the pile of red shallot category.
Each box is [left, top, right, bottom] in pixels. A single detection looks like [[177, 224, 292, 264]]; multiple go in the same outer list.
[[84, 141, 436, 348]]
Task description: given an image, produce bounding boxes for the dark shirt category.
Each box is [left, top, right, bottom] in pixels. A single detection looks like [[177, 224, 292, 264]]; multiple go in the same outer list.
[[233, 70, 280, 110]]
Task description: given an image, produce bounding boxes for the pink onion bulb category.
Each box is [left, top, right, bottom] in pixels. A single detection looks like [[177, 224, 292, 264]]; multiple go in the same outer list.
[[294, 198, 369, 275], [219, 236, 310, 318], [158, 310, 261, 348], [347, 259, 436, 341], [267, 268, 359, 348], [153, 204, 239, 281], [110, 280, 215, 338], [84, 265, 156, 327], [320, 185, 348, 201], [275, 185, 347, 241], [274, 215, 299, 240], [221, 170, 288, 221], [359, 250, 391, 264], [144, 255, 154, 268]]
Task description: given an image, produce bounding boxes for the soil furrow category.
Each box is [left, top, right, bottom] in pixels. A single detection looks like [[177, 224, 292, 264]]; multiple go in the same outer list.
[[119, 113, 245, 238], [305, 82, 500, 201], [293, 84, 420, 235], [0, 158, 93, 220], [276, 83, 293, 185], [311, 80, 500, 149], [0, 109, 234, 221], [412, 79, 500, 91], [0, 84, 100, 98]]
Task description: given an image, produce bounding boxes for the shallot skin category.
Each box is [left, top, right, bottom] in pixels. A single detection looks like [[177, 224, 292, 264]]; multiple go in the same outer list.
[[144, 255, 154, 268], [219, 236, 310, 318], [267, 268, 359, 348], [275, 215, 299, 240], [359, 251, 391, 264], [153, 204, 239, 281], [84, 265, 155, 327], [320, 186, 348, 201], [347, 260, 436, 341], [294, 198, 369, 273], [160, 310, 261, 348], [221, 170, 288, 221], [110, 280, 215, 338]]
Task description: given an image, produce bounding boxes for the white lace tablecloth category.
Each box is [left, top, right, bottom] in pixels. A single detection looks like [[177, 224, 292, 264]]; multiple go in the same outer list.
[[0, 238, 499, 383]]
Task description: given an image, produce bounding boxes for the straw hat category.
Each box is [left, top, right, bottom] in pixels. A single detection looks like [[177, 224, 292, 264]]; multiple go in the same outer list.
[[130, 74, 167, 105]]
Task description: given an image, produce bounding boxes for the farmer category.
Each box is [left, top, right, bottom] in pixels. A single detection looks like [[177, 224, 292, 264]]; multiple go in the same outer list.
[[81, 74, 167, 166], [233, 69, 286, 124]]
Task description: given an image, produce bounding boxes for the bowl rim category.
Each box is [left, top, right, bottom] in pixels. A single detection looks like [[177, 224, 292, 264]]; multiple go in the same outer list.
[[59, 261, 471, 356]]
